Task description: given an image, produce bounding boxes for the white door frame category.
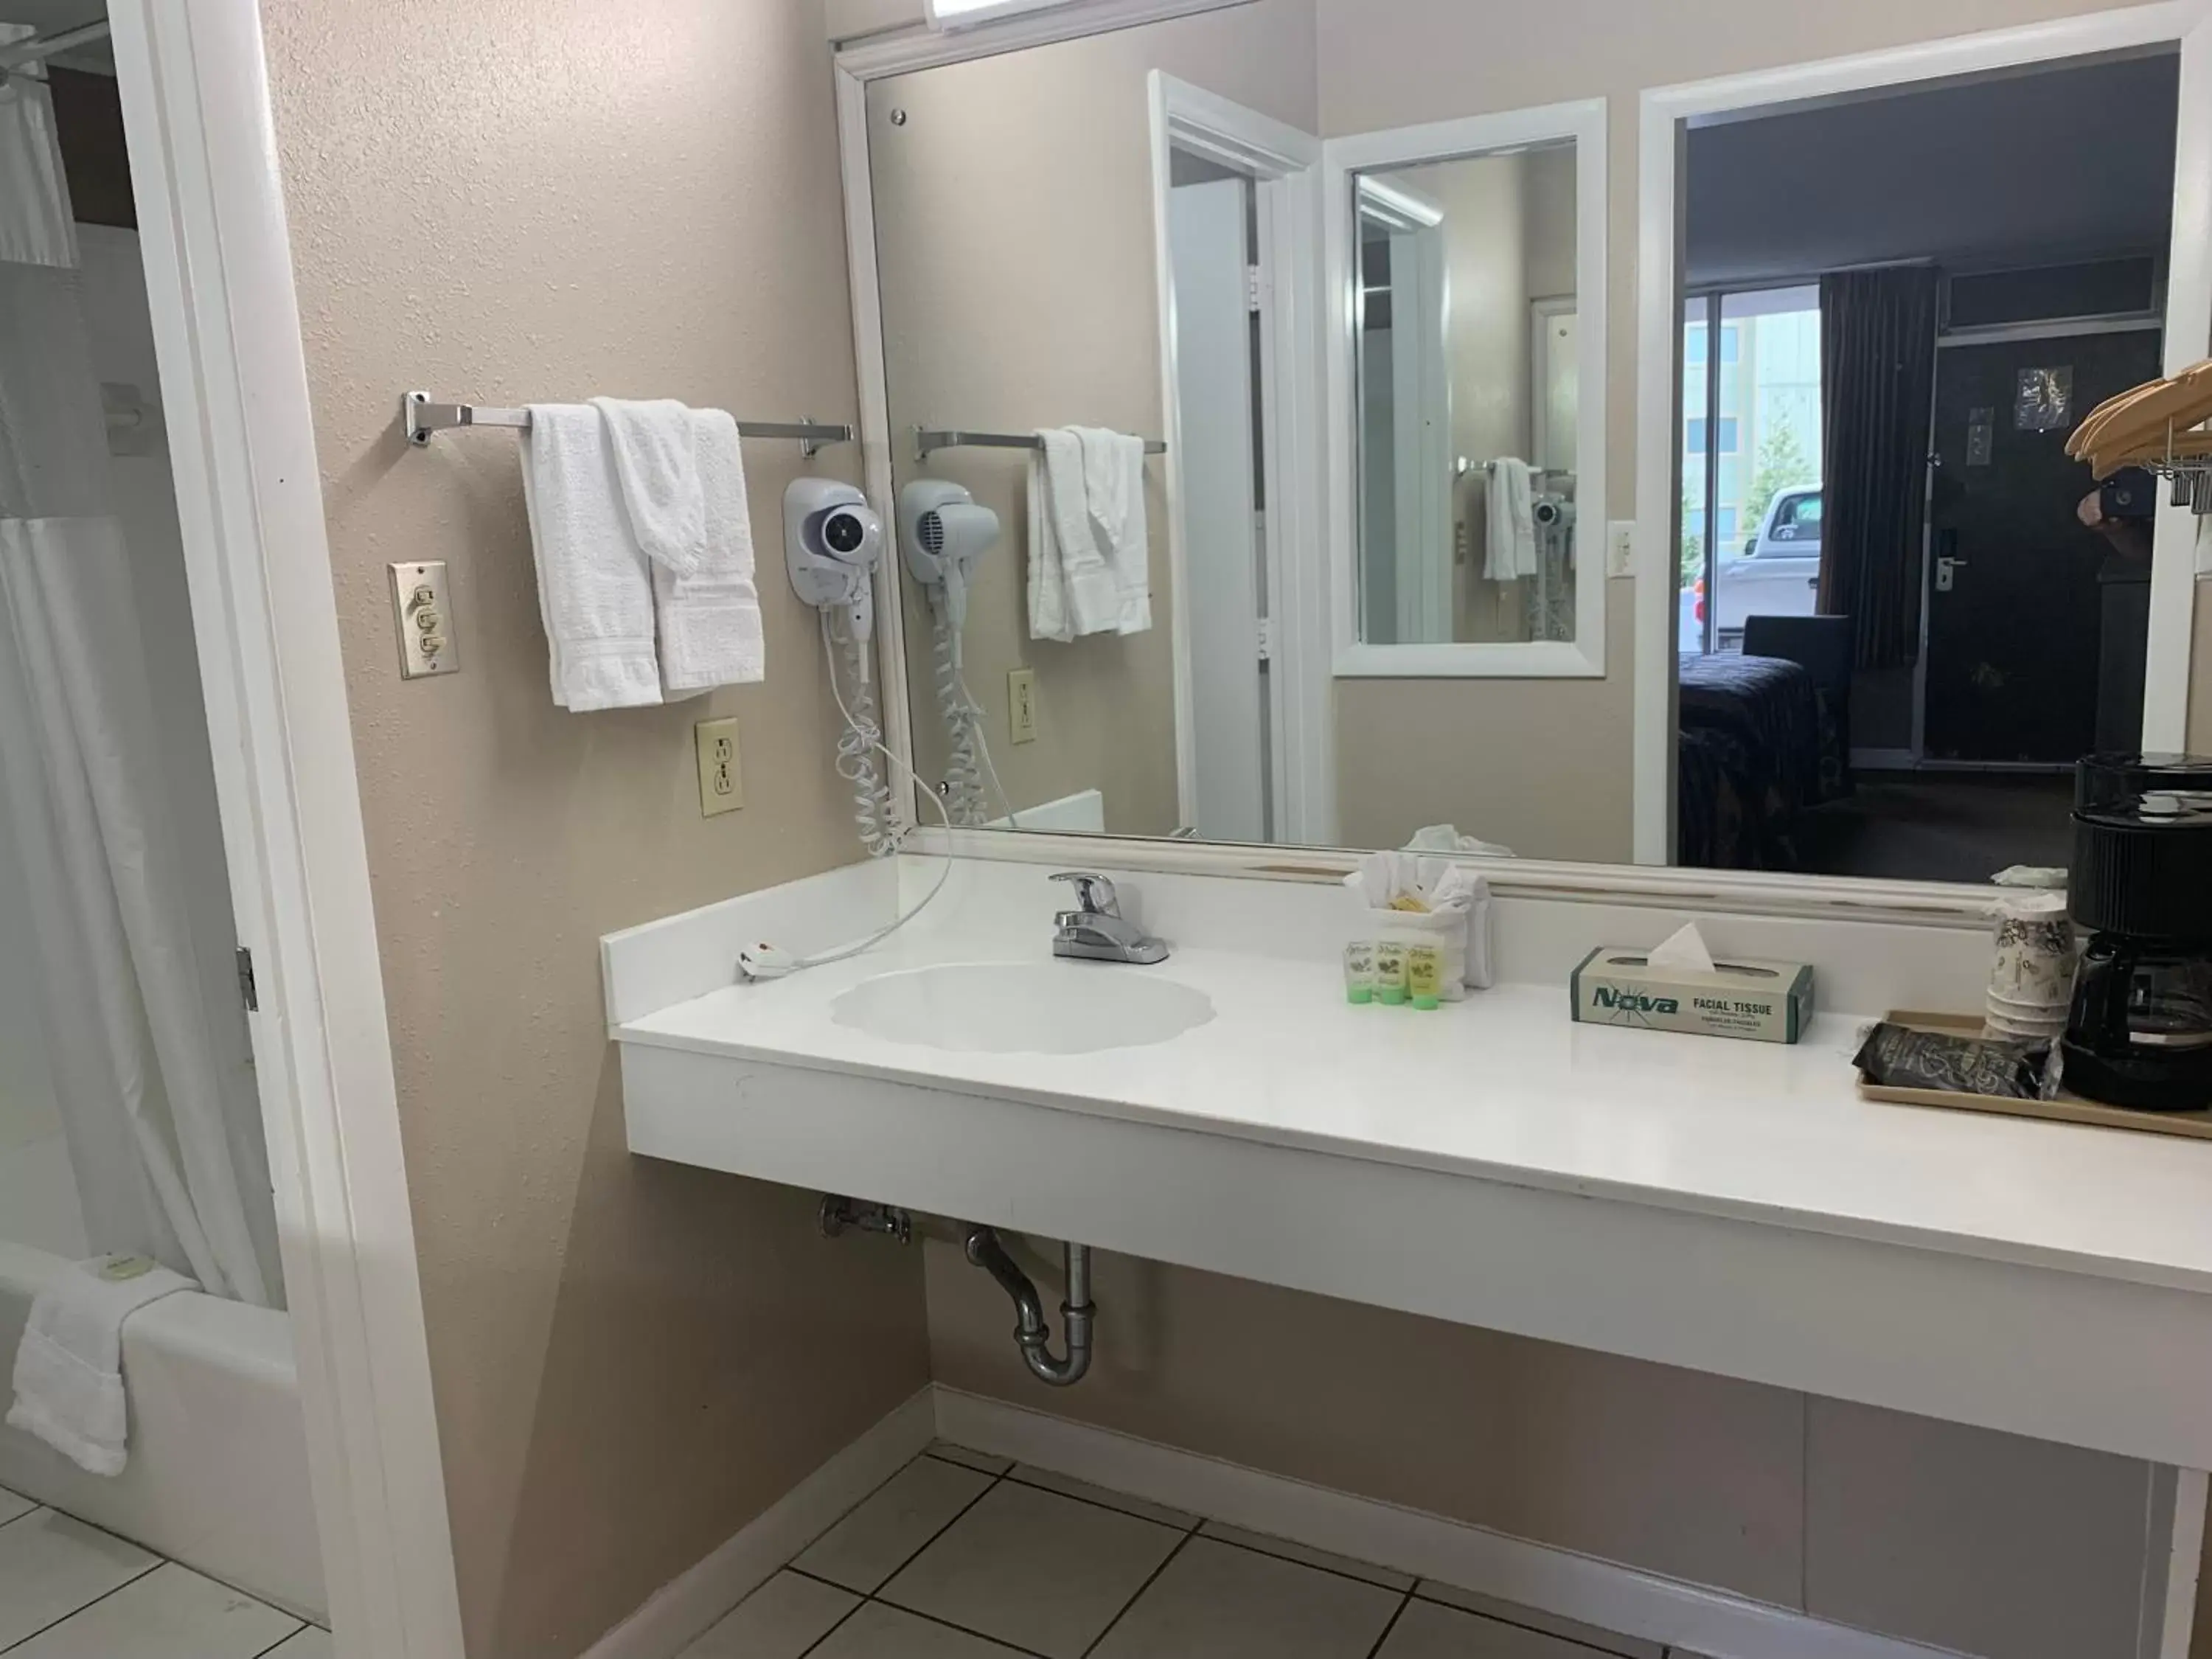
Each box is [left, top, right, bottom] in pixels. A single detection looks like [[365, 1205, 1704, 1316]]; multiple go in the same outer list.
[[107, 6, 462, 1655], [1147, 71, 1331, 845], [1632, 0, 2212, 864], [1353, 178, 1453, 646]]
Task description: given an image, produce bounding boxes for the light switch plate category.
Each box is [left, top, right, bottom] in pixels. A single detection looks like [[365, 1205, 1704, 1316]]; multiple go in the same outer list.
[[695, 717, 742, 816], [1008, 668, 1037, 744], [1606, 521, 1636, 580], [389, 561, 459, 678]]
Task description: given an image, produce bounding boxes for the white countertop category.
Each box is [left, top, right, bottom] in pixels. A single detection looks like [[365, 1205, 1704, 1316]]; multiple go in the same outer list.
[[617, 939, 2212, 1298]]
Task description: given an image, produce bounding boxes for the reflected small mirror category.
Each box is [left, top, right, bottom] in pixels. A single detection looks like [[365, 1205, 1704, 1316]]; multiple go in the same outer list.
[[1352, 142, 1581, 648]]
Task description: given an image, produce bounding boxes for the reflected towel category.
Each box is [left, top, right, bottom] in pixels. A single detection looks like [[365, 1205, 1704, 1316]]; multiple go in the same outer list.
[[1484, 456, 1538, 581]]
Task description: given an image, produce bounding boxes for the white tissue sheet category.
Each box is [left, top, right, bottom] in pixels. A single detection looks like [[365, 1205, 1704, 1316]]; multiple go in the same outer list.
[[1646, 922, 1718, 976]]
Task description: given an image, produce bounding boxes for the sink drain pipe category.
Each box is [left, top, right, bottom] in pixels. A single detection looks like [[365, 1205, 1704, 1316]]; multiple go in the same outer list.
[[965, 1225, 1093, 1388]]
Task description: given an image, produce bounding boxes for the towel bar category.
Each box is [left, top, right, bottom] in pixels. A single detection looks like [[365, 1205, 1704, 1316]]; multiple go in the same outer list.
[[400, 392, 855, 458], [914, 427, 1168, 463]]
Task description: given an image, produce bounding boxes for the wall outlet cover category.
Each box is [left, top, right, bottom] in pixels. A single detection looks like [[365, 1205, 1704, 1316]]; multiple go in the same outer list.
[[389, 560, 459, 678], [1008, 668, 1037, 745], [1607, 521, 1636, 580], [695, 717, 742, 816]]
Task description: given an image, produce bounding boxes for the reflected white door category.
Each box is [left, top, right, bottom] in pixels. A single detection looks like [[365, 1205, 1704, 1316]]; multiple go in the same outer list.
[[1169, 178, 1267, 843]]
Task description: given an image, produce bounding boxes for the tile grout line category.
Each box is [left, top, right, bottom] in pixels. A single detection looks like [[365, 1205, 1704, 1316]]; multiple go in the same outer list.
[[995, 1467, 1201, 1536], [795, 1453, 1646, 1659], [860, 1597, 1060, 1659], [1360, 1588, 1416, 1659], [0, 1554, 164, 1657], [1408, 1590, 1646, 1659], [1073, 1525, 1198, 1659], [246, 1620, 313, 1659], [1192, 1522, 1413, 1594], [0, 1506, 41, 1538], [811, 1456, 1012, 1603]]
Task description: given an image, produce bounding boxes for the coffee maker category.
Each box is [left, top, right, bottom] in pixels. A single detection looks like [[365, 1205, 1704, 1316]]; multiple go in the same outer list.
[[2063, 754, 2212, 1111]]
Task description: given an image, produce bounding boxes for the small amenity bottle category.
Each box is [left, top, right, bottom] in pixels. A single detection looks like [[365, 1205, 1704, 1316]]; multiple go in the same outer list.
[[1343, 942, 1377, 1005], [1374, 941, 1409, 1006], [1406, 943, 1443, 1011]]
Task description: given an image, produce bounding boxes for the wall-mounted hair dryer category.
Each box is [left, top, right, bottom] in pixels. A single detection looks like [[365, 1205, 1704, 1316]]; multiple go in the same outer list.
[[900, 481, 1001, 670], [786, 479, 885, 673]]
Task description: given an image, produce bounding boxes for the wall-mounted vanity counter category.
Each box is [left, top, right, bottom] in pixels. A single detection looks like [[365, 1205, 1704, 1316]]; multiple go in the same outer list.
[[607, 855, 2212, 1540]]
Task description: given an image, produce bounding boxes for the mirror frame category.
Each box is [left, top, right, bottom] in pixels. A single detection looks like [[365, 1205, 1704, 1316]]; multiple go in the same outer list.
[[824, 0, 2182, 933], [1323, 100, 1610, 679]]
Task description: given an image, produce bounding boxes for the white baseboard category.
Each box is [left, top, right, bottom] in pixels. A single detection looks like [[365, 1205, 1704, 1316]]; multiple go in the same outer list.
[[582, 1388, 935, 1659], [933, 1387, 1964, 1659]]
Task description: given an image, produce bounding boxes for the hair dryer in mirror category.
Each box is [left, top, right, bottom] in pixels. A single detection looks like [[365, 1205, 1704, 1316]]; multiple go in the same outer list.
[[900, 481, 1012, 829], [900, 481, 1001, 669]]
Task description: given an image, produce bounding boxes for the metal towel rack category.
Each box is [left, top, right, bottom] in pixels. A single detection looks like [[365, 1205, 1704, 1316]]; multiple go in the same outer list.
[[401, 392, 855, 458], [914, 427, 1167, 463]]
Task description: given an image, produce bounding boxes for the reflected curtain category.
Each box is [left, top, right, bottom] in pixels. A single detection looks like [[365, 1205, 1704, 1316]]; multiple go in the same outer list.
[[1815, 267, 1938, 671], [0, 46, 279, 1305]]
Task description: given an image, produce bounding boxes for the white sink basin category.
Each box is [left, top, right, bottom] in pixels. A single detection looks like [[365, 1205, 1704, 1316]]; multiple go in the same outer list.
[[830, 961, 1215, 1056]]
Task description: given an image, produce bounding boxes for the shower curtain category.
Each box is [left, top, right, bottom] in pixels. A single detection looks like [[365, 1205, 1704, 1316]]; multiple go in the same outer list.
[[0, 43, 279, 1305]]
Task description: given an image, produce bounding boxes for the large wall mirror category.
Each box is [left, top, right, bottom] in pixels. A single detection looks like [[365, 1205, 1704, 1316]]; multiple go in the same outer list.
[[844, 0, 2209, 894]]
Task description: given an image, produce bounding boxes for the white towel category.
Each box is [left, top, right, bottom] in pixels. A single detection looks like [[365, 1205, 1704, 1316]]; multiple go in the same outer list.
[[1026, 427, 1149, 641], [590, 397, 705, 577], [1484, 457, 1538, 581], [653, 409, 764, 695], [521, 404, 663, 711], [1075, 427, 1152, 636], [8, 1256, 196, 1477]]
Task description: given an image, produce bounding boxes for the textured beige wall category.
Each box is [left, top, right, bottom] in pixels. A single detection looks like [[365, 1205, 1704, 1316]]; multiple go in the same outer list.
[[871, 0, 1318, 838], [1337, 594, 1633, 858], [258, 3, 931, 1655]]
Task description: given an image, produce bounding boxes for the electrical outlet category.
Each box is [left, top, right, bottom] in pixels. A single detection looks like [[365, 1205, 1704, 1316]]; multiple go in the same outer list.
[[694, 717, 742, 816], [1008, 668, 1037, 745], [1607, 521, 1637, 580]]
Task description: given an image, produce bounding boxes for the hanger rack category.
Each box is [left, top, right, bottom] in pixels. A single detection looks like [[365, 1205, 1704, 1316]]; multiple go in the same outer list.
[[914, 427, 1167, 463], [401, 392, 854, 459]]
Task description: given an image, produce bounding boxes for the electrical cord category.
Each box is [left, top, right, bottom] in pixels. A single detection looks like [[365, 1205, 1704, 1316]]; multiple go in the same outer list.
[[931, 602, 1022, 830], [737, 616, 956, 982]]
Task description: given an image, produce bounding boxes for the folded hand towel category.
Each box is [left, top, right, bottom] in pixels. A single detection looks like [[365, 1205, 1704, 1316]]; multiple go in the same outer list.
[[522, 403, 663, 712], [8, 1256, 196, 1477], [1036, 428, 1121, 638], [1074, 427, 1151, 636], [1484, 457, 1538, 582], [590, 397, 705, 577], [653, 409, 764, 695], [1026, 448, 1071, 644]]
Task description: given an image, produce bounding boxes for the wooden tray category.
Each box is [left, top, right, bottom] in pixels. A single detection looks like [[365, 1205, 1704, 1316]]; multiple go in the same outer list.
[[1857, 1010, 2212, 1141]]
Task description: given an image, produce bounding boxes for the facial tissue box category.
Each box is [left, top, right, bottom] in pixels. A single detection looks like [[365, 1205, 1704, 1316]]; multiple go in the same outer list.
[[1571, 923, 1815, 1045]]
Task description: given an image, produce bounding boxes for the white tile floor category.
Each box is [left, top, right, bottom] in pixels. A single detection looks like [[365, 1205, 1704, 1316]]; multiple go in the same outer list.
[[684, 1447, 1680, 1659], [0, 1485, 325, 1658]]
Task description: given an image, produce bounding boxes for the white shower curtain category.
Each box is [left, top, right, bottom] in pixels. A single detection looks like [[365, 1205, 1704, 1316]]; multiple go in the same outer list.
[[0, 43, 279, 1306]]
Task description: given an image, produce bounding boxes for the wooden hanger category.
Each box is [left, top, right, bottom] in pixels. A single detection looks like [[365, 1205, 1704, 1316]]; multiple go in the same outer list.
[[2069, 358, 2212, 478]]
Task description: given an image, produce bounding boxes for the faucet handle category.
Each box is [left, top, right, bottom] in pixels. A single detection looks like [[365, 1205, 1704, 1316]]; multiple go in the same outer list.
[[1050, 871, 1121, 917]]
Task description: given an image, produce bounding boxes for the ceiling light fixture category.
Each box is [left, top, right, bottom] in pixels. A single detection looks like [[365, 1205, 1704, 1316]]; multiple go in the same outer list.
[[923, 0, 1080, 31]]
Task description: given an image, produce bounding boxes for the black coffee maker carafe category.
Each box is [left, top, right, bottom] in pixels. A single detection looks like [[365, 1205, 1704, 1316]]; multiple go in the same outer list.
[[2063, 754, 2212, 1111]]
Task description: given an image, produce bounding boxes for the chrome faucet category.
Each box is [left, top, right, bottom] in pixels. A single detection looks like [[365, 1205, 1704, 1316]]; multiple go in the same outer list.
[[1051, 872, 1169, 964]]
